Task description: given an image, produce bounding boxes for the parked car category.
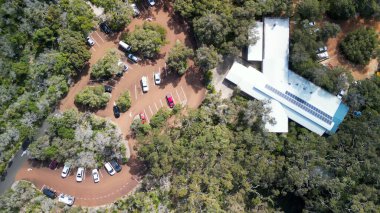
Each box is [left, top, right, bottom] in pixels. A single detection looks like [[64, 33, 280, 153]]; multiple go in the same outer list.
[[139, 112, 146, 124], [61, 164, 71, 178], [104, 162, 116, 176], [119, 41, 132, 52], [92, 169, 100, 183], [131, 3, 140, 16], [118, 61, 129, 72], [76, 167, 84, 182], [110, 159, 122, 172], [127, 53, 140, 63], [22, 138, 31, 151], [147, 0, 155, 6], [154, 72, 161, 85], [141, 76, 149, 92], [42, 187, 57, 199], [100, 22, 111, 34], [58, 194, 75, 206], [86, 37, 95, 46], [317, 51, 329, 61], [166, 94, 175, 108], [49, 160, 58, 170], [113, 105, 120, 118], [316, 46, 327, 53], [104, 85, 112, 93]]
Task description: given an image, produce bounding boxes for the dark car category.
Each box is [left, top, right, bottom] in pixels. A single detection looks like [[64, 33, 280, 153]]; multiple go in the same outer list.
[[49, 160, 58, 170], [22, 138, 31, 151], [43, 187, 57, 199], [110, 159, 122, 172], [100, 22, 111, 34], [127, 53, 140, 63], [113, 105, 120, 118], [104, 85, 112, 93]]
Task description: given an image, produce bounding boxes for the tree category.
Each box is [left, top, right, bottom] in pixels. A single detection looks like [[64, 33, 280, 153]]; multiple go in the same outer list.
[[116, 91, 131, 112], [193, 14, 228, 47], [355, 0, 380, 18], [105, 0, 133, 31], [91, 49, 119, 79], [166, 41, 193, 75], [297, 0, 324, 20], [340, 27, 378, 65], [318, 22, 341, 42], [327, 0, 356, 20], [195, 46, 222, 72], [60, 0, 95, 35], [74, 86, 110, 109], [124, 23, 167, 58]]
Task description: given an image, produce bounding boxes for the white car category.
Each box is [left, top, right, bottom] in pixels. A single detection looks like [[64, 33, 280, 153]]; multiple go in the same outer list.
[[317, 51, 329, 61], [141, 76, 149, 92], [58, 193, 75, 206], [61, 164, 71, 178], [92, 169, 100, 183], [76, 167, 84, 182], [118, 61, 129, 72], [131, 3, 140, 16], [147, 0, 155, 6], [154, 72, 161, 85], [86, 37, 95, 46], [104, 162, 116, 176]]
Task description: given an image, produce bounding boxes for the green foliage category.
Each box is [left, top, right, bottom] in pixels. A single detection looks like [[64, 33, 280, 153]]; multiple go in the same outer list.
[[124, 23, 167, 58], [60, 0, 95, 34], [318, 22, 341, 42], [340, 27, 378, 65], [327, 0, 356, 20], [91, 49, 119, 79], [195, 46, 221, 72], [116, 91, 132, 112], [105, 0, 133, 31], [29, 110, 125, 167], [166, 41, 193, 75], [297, 0, 324, 20], [355, 0, 380, 18], [149, 108, 171, 128], [75, 86, 111, 109], [130, 119, 151, 137]]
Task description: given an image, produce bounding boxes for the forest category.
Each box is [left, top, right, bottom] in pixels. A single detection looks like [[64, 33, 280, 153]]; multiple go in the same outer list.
[[0, 0, 379, 212]]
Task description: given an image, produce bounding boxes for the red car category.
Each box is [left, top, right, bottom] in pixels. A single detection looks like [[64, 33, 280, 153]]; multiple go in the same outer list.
[[166, 94, 175, 108], [139, 112, 146, 124]]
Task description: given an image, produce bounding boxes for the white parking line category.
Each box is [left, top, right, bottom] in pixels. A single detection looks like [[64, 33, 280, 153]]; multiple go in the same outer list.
[[134, 85, 137, 100], [159, 99, 163, 107], [148, 105, 154, 115], [154, 102, 158, 111], [91, 46, 97, 51], [99, 169, 104, 178], [41, 184, 46, 191], [180, 86, 187, 101], [143, 109, 150, 123], [94, 31, 105, 43], [175, 89, 182, 103]]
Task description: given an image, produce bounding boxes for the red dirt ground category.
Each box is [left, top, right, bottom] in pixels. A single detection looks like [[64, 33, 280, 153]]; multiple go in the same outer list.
[[16, 2, 206, 207], [322, 17, 380, 80]]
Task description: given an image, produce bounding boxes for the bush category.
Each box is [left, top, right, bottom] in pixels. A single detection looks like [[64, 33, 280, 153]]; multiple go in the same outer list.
[[340, 27, 378, 65], [124, 22, 167, 58], [327, 0, 356, 20], [91, 49, 119, 80], [166, 41, 193, 75], [150, 108, 171, 128], [116, 91, 131, 112], [75, 86, 110, 109]]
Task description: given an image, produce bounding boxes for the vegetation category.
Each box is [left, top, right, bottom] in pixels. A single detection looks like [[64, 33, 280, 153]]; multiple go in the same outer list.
[[116, 91, 132, 112], [195, 46, 222, 72], [340, 27, 378, 65], [166, 41, 193, 75], [75, 86, 111, 110], [91, 49, 120, 79], [122, 22, 167, 58], [0, 0, 93, 175], [28, 109, 125, 168]]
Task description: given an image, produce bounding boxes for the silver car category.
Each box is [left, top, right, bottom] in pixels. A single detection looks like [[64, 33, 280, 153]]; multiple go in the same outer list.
[[86, 37, 95, 46], [61, 164, 71, 178], [131, 3, 140, 16], [92, 169, 100, 183], [58, 194, 75, 206]]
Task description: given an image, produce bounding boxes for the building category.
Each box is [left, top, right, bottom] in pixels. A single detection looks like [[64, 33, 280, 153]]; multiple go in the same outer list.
[[225, 18, 349, 135]]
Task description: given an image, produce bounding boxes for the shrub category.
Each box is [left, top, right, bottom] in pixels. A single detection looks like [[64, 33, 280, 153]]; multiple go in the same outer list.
[[75, 86, 110, 109], [91, 49, 119, 80], [116, 91, 131, 112], [150, 108, 171, 128], [166, 41, 193, 75], [340, 27, 378, 65]]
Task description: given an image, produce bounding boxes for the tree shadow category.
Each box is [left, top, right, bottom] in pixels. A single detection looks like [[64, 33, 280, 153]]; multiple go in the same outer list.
[[127, 155, 147, 177], [184, 65, 205, 93], [157, 68, 182, 89]]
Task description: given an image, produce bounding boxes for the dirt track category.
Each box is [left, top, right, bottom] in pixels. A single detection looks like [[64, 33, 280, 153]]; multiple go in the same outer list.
[[16, 2, 206, 207]]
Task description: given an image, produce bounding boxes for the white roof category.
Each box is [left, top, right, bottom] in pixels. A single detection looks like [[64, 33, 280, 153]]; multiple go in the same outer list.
[[226, 62, 288, 133], [262, 18, 290, 84], [247, 22, 263, 61]]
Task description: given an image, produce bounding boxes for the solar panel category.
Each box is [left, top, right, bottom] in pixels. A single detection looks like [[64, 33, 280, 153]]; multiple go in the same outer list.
[[265, 85, 333, 125]]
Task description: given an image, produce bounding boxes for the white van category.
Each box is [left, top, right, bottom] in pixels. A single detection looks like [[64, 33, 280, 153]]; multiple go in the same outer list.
[[141, 76, 149, 92], [104, 162, 116, 176], [119, 41, 132, 52]]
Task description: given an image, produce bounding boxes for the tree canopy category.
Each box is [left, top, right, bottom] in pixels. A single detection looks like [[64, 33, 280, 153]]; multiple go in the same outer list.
[[91, 49, 120, 79], [166, 41, 193, 75], [74, 85, 111, 109]]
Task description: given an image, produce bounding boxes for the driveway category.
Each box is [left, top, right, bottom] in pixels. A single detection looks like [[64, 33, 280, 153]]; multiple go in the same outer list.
[[15, 2, 206, 207]]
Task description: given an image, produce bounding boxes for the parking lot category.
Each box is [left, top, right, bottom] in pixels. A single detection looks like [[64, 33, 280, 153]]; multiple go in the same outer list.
[[17, 2, 206, 207]]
